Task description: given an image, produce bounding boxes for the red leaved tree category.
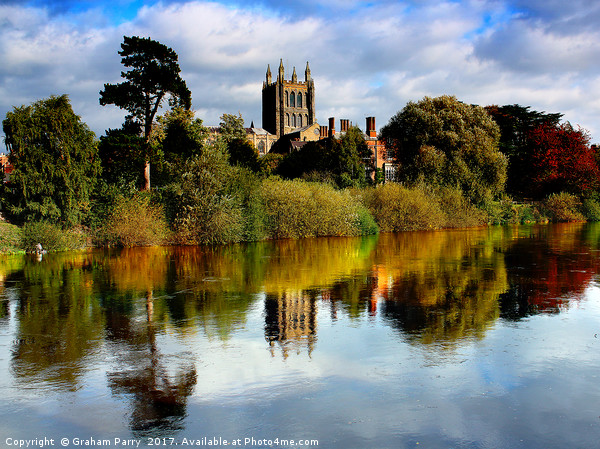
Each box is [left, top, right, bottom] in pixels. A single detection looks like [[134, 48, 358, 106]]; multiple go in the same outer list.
[[528, 123, 599, 197]]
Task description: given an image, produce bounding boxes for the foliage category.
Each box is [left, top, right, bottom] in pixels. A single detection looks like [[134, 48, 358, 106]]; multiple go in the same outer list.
[[228, 138, 259, 171], [258, 178, 378, 239], [434, 186, 487, 228], [0, 222, 22, 253], [218, 113, 246, 143], [2, 95, 100, 226], [150, 107, 207, 186], [482, 198, 547, 225], [543, 192, 585, 222], [527, 123, 599, 197], [582, 198, 600, 222], [485, 104, 562, 195], [20, 222, 89, 252], [99, 36, 191, 190], [362, 183, 446, 232], [97, 193, 170, 247], [258, 153, 284, 176], [277, 126, 371, 188], [169, 144, 244, 245], [381, 95, 507, 204], [98, 122, 145, 187]]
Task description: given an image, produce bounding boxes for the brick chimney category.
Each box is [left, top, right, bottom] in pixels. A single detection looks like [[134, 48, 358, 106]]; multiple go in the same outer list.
[[320, 125, 328, 138], [366, 117, 376, 138], [340, 119, 349, 133], [329, 117, 335, 138]]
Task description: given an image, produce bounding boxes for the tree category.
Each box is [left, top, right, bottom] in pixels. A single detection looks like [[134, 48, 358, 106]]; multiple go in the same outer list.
[[527, 123, 599, 196], [218, 113, 246, 143], [98, 121, 145, 188], [2, 95, 100, 225], [149, 107, 207, 186], [99, 36, 191, 190], [381, 95, 507, 203], [485, 104, 562, 195]]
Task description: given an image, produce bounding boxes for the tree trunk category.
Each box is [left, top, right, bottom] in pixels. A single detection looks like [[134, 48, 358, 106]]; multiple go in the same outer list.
[[143, 160, 151, 190]]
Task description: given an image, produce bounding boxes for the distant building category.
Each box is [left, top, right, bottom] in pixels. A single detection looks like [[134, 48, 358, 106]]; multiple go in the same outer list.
[[0, 154, 12, 183], [262, 60, 316, 139]]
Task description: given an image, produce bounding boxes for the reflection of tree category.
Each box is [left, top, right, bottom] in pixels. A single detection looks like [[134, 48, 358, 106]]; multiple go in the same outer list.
[[499, 223, 600, 318], [106, 293, 197, 435], [333, 229, 509, 345], [9, 253, 104, 389], [264, 291, 317, 358]]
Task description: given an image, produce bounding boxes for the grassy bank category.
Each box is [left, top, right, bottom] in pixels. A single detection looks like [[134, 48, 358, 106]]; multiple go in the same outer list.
[[1, 181, 598, 254]]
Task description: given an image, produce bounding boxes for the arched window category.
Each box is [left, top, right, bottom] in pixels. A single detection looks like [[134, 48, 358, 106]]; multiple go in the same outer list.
[[292, 114, 297, 127], [285, 91, 289, 107], [290, 91, 296, 107], [286, 113, 290, 126], [305, 114, 309, 125], [298, 115, 302, 127], [297, 93, 303, 108]]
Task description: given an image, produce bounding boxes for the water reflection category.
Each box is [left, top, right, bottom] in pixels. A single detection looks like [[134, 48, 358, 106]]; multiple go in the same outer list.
[[107, 293, 197, 435], [2, 222, 600, 441]]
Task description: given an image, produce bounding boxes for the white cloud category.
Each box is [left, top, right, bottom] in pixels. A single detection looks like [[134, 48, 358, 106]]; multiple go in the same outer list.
[[2, 0, 600, 144]]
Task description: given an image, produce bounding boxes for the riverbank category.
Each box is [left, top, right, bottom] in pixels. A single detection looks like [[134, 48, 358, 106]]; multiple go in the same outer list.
[[0, 183, 597, 254]]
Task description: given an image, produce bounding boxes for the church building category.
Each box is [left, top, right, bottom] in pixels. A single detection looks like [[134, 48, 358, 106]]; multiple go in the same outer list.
[[262, 60, 316, 138]]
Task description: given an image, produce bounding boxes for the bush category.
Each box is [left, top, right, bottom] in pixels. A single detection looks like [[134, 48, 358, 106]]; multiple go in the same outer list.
[[21, 221, 89, 252], [434, 186, 487, 228], [170, 148, 245, 245], [543, 192, 585, 222], [362, 183, 446, 232], [0, 222, 22, 253], [258, 178, 377, 239], [582, 198, 600, 221], [97, 193, 170, 247]]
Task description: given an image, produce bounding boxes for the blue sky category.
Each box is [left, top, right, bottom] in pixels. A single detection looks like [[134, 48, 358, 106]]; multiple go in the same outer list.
[[2, 0, 600, 142]]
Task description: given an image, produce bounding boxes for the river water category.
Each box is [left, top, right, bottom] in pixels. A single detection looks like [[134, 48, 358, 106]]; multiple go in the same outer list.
[[1, 223, 599, 448]]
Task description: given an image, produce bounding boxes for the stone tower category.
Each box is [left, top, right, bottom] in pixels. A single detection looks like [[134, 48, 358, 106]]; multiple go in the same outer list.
[[262, 59, 316, 138]]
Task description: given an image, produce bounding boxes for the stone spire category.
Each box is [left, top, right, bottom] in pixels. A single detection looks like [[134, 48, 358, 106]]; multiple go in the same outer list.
[[305, 61, 311, 81], [278, 59, 284, 81], [266, 64, 272, 84], [292, 66, 297, 83]]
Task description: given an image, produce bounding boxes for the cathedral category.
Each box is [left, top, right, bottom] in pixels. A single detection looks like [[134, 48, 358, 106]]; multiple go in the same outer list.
[[262, 59, 316, 138]]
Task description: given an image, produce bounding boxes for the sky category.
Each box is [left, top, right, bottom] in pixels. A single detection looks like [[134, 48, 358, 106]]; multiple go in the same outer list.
[[2, 0, 600, 144]]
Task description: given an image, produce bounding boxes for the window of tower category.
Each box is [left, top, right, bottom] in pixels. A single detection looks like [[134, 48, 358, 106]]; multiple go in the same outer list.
[[305, 114, 308, 125], [298, 115, 302, 127], [286, 113, 290, 126], [285, 91, 289, 107], [297, 93, 303, 108], [292, 114, 297, 127], [290, 91, 296, 107]]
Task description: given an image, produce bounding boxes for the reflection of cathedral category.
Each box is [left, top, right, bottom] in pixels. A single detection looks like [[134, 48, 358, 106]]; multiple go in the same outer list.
[[264, 292, 317, 358]]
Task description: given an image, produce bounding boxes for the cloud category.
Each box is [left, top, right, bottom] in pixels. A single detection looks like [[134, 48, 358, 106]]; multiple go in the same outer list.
[[2, 0, 600, 145]]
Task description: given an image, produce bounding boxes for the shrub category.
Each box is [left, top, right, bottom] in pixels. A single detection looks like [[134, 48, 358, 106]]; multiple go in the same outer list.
[[582, 198, 600, 221], [97, 194, 170, 247], [543, 192, 585, 222], [21, 221, 89, 252], [258, 178, 377, 239], [434, 186, 487, 228], [0, 222, 22, 253], [362, 183, 445, 232], [170, 148, 245, 245]]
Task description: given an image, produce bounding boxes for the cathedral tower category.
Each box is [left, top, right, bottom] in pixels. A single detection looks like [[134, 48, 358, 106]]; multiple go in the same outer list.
[[262, 60, 316, 138]]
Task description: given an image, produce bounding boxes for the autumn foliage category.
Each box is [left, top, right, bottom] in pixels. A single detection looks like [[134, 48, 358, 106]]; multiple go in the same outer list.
[[527, 123, 599, 196]]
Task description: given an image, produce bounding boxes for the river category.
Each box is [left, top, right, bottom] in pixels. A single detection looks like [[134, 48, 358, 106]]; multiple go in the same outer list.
[[1, 223, 599, 448]]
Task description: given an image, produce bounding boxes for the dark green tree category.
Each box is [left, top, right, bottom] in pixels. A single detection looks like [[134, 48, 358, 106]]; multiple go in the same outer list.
[[484, 104, 563, 196], [98, 121, 145, 187], [99, 36, 191, 190], [381, 95, 507, 203], [150, 107, 207, 186], [2, 95, 100, 225], [278, 126, 372, 188]]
